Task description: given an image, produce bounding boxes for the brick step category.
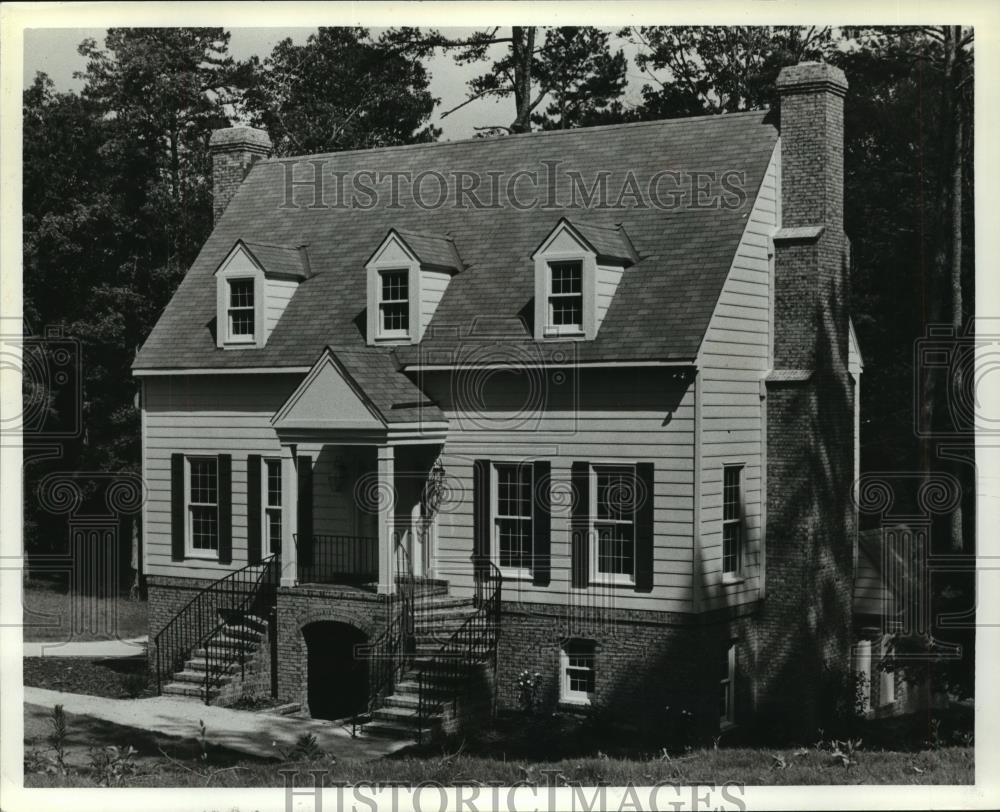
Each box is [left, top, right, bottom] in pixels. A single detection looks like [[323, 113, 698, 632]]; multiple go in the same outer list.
[[393, 679, 459, 697], [171, 668, 232, 686], [371, 704, 439, 728], [221, 625, 264, 643], [364, 720, 435, 739], [183, 656, 242, 674], [162, 681, 219, 699], [412, 597, 474, 612]]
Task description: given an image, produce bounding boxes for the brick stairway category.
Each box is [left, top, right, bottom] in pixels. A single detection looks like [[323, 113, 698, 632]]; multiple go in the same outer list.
[[363, 591, 486, 739], [160, 613, 268, 702]]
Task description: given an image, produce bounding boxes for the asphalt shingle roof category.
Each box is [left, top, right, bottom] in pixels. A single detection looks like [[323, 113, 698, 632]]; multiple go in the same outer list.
[[239, 241, 310, 279], [331, 347, 444, 424], [391, 230, 463, 272], [133, 110, 778, 371]]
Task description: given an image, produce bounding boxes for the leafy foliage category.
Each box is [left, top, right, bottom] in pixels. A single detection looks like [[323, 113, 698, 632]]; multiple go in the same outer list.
[[240, 27, 439, 156]]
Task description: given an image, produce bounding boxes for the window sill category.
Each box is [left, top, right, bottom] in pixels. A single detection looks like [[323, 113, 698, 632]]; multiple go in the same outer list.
[[543, 330, 586, 340], [721, 575, 746, 586], [222, 339, 257, 349], [498, 569, 534, 582], [558, 698, 593, 713], [588, 577, 636, 588], [185, 551, 221, 561]]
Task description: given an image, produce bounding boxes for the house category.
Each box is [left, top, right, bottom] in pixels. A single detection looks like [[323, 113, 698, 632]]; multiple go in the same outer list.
[[133, 62, 863, 741]]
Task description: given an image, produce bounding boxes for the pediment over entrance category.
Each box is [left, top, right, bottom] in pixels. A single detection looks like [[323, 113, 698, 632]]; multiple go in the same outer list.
[[272, 350, 385, 431]]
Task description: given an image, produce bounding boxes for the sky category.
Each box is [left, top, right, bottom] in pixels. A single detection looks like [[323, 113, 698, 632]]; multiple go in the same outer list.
[[22, 27, 648, 141]]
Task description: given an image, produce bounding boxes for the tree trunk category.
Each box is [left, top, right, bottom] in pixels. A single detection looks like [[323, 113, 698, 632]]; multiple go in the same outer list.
[[510, 27, 536, 133]]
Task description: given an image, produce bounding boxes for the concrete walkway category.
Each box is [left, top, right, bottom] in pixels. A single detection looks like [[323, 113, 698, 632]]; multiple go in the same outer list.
[[24, 687, 412, 761], [23, 636, 148, 658]]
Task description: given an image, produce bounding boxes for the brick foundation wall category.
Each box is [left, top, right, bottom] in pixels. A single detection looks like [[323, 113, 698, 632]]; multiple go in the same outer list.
[[274, 586, 392, 711], [495, 601, 759, 746]]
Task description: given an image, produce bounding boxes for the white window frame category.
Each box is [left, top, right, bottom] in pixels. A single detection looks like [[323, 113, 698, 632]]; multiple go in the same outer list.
[[263, 457, 282, 556], [589, 463, 637, 586], [720, 642, 736, 727], [226, 277, 256, 344], [560, 639, 595, 706], [546, 260, 584, 336], [722, 464, 744, 580], [185, 456, 219, 559], [491, 461, 534, 578], [377, 268, 411, 340]]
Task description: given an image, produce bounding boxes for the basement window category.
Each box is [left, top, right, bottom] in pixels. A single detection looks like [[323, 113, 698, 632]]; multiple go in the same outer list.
[[560, 639, 595, 705]]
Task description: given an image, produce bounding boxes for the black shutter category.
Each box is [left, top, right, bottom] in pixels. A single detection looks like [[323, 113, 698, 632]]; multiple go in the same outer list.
[[532, 461, 551, 586], [171, 453, 185, 561], [473, 460, 491, 579], [634, 462, 654, 592], [218, 454, 233, 565], [247, 454, 262, 564], [571, 461, 589, 588], [297, 455, 313, 567]]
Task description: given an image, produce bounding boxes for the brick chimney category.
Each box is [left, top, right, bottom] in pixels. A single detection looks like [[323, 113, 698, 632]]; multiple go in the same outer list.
[[754, 62, 855, 741], [209, 127, 272, 223]]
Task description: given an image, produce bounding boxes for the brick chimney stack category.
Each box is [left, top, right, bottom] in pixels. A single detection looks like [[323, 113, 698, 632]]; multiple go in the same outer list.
[[209, 127, 272, 224], [754, 61, 855, 741]]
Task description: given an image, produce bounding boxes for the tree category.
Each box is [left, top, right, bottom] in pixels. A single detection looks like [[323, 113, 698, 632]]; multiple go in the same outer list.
[[240, 27, 439, 156], [622, 26, 836, 117], [391, 26, 627, 134]]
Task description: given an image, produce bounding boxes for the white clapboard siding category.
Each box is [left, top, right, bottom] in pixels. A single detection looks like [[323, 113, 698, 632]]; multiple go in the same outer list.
[[143, 374, 303, 581], [595, 264, 625, 331], [696, 144, 779, 610], [425, 367, 696, 614], [420, 269, 452, 336], [264, 277, 299, 340]]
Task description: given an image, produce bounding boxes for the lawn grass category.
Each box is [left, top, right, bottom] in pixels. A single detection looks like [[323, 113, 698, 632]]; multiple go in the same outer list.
[[22, 578, 147, 642], [23, 655, 154, 699], [23, 703, 974, 787]]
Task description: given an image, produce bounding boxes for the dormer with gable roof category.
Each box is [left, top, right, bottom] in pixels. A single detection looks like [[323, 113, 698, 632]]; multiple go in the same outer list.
[[531, 218, 636, 341], [365, 228, 463, 346], [214, 239, 310, 349]]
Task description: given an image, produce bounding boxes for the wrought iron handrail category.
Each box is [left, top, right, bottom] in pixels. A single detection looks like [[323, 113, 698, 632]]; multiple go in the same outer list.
[[416, 555, 502, 740], [352, 539, 416, 736], [153, 554, 279, 694], [295, 533, 378, 585], [200, 555, 280, 704]]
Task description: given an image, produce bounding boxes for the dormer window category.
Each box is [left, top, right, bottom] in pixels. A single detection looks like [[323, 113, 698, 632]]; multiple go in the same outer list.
[[366, 229, 463, 345], [532, 219, 635, 342], [547, 261, 584, 334], [378, 269, 410, 337], [214, 240, 310, 350], [227, 279, 256, 342]]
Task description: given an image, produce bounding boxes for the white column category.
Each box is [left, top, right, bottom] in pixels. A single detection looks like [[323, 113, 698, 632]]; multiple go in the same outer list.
[[280, 443, 298, 588], [377, 444, 396, 595]]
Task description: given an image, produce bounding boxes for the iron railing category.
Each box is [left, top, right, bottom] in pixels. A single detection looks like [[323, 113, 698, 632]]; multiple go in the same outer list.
[[416, 555, 502, 740], [351, 541, 416, 736], [153, 554, 279, 695], [295, 533, 378, 585], [200, 555, 280, 703]]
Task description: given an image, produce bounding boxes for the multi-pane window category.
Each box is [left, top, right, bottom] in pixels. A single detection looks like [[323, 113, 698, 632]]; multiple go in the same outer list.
[[548, 261, 583, 332], [722, 465, 743, 576], [379, 270, 409, 335], [720, 643, 736, 725], [265, 458, 282, 554], [188, 457, 219, 554], [561, 639, 595, 704], [593, 465, 636, 580], [494, 463, 533, 572], [228, 279, 255, 340]]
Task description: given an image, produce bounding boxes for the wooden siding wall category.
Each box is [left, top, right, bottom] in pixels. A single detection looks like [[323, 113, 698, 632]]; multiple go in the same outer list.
[[696, 144, 780, 611], [264, 278, 298, 340], [595, 264, 625, 332], [419, 269, 452, 337], [854, 543, 890, 616], [425, 367, 696, 613]]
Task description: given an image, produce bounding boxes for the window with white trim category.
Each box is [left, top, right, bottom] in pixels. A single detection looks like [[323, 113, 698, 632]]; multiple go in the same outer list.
[[591, 464, 636, 583], [187, 457, 219, 556], [722, 465, 744, 577], [227, 278, 255, 342], [720, 642, 736, 726], [264, 458, 282, 555], [493, 463, 533, 574], [561, 639, 595, 705], [547, 260, 583, 334], [378, 269, 409, 337]]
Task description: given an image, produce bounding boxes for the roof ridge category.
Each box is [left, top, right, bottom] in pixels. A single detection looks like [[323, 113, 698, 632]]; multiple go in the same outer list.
[[261, 108, 773, 166]]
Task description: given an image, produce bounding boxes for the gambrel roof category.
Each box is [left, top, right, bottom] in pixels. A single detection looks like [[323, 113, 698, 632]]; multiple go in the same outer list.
[[133, 110, 778, 371]]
